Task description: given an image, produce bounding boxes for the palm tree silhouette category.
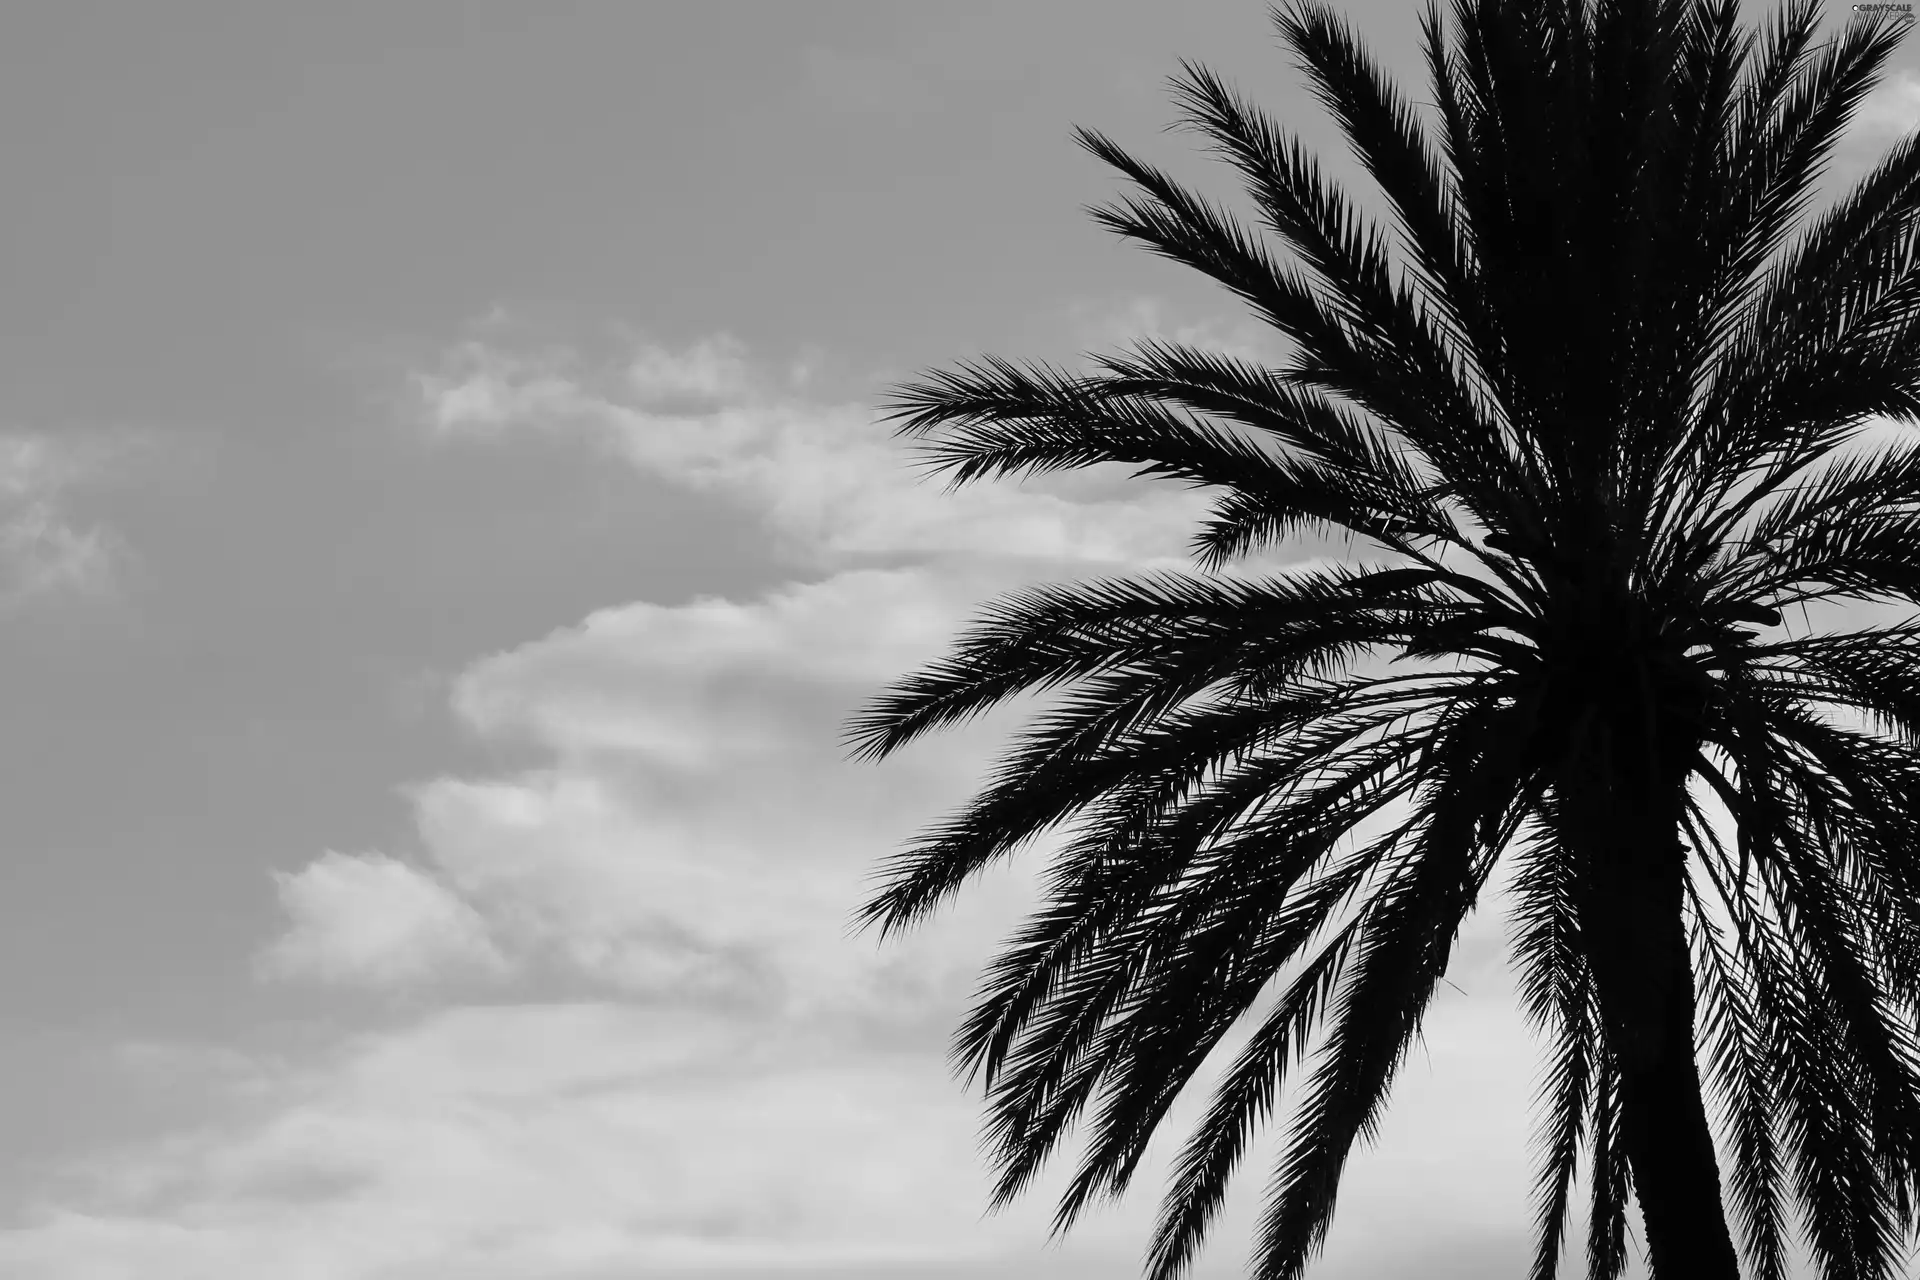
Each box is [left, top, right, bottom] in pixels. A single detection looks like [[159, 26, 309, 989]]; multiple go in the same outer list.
[[842, 1, 1920, 1276]]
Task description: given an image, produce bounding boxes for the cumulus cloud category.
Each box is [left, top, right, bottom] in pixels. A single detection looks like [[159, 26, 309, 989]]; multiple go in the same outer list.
[[260, 851, 508, 987], [447, 567, 994, 757], [7, 329, 1613, 1277], [272, 564, 1073, 1030], [265, 341, 1347, 1010]]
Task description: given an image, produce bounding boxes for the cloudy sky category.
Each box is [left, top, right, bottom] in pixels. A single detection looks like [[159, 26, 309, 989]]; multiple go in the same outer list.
[[2, 3, 1917, 1277]]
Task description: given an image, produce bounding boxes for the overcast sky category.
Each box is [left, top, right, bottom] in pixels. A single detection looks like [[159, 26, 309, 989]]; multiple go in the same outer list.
[[0, 3, 1916, 1278]]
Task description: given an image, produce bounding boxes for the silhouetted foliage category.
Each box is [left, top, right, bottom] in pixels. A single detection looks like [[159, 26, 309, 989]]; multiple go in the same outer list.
[[845, 2, 1920, 1276]]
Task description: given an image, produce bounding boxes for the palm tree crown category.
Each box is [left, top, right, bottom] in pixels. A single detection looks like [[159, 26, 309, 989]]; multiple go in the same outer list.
[[844, 2, 1920, 1277]]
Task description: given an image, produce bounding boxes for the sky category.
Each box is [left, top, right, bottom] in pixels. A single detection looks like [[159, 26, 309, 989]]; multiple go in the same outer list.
[[1, 2, 1918, 1278]]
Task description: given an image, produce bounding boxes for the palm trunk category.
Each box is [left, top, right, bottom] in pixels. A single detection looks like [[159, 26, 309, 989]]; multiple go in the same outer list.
[[1583, 828, 1741, 1279], [1552, 633, 1742, 1277]]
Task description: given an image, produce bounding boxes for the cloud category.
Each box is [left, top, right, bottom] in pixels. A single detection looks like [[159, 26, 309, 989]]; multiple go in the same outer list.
[[446, 566, 994, 759], [3, 330, 1635, 1277], [270, 326, 1345, 1011], [1849, 68, 1920, 145], [264, 562, 1069, 1028], [0, 1004, 1040, 1279], [0, 432, 126, 601], [1060, 296, 1280, 365], [13, 955, 1548, 1278], [413, 333, 1218, 572], [259, 851, 508, 988], [294, 323, 1253, 1028]]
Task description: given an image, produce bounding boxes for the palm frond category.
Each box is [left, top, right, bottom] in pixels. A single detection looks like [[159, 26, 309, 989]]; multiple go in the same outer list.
[[955, 681, 1452, 1094], [1073, 121, 1543, 548], [978, 763, 1425, 1217], [1662, 7, 1919, 549], [1246, 713, 1506, 1280], [1585, 1053, 1633, 1280], [1506, 796, 1597, 1280], [1275, 0, 1508, 454], [846, 573, 1469, 937], [1141, 904, 1371, 1280], [1688, 869, 1791, 1280]]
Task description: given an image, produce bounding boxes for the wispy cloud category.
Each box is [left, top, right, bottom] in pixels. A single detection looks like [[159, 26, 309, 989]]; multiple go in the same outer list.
[[1060, 295, 1280, 364], [0, 432, 127, 602], [415, 333, 1216, 571], [3, 1003, 1146, 1280]]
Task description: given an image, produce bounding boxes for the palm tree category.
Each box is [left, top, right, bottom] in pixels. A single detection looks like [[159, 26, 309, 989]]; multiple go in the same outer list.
[[842, 1, 1920, 1276]]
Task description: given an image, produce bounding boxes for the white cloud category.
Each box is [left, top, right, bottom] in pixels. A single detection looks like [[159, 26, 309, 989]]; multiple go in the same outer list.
[[0, 1003, 1185, 1280], [415, 333, 1217, 571], [260, 851, 508, 988], [448, 567, 984, 758], [382, 563, 1065, 1020], [6, 980, 1546, 1279], [1849, 68, 1920, 145], [7, 331, 1626, 1276], [221, 604, 1537, 1274]]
